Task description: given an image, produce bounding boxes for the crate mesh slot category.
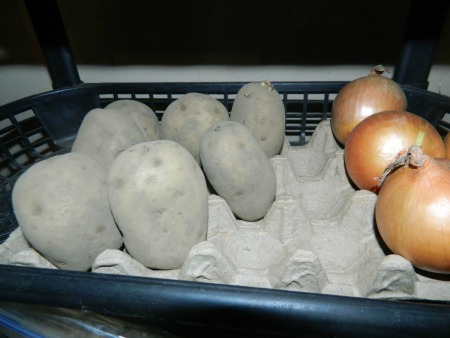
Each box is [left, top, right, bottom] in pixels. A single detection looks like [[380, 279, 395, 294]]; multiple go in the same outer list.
[[208, 93, 225, 100], [135, 93, 150, 99], [170, 93, 185, 100], [153, 94, 169, 99], [117, 93, 133, 99], [99, 93, 115, 99]]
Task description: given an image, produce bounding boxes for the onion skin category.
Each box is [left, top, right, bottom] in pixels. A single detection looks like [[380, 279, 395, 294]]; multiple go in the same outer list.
[[376, 155, 450, 273], [344, 110, 445, 193], [331, 68, 407, 145], [444, 132, 450, 159]]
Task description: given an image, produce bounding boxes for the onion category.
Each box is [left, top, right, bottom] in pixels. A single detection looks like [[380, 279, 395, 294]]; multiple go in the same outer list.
[[444, 132, 450, 159], [344, 110, 445, 193], [331, 65, 407, 145], [376, 146, 450, 273]]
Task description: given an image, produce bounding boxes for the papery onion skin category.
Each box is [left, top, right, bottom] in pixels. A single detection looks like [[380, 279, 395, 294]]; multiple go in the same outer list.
[[376, 156, 450, 273], [331, 68, 407, 145], [344, 110, 445, 193]]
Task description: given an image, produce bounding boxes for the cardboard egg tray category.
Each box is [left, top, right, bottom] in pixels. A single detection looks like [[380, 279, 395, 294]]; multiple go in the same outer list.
[[1, 120, 449, 302]]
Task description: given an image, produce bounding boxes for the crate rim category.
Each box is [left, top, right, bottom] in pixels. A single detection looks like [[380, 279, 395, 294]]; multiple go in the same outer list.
[[2, 80, 450, 111], [0, 264, 450, 337]]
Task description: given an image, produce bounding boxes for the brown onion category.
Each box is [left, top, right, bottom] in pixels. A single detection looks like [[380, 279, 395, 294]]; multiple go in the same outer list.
[[331, 65, 407, 145], [376, 147, 450, 273], [344, 110, 445, 193]]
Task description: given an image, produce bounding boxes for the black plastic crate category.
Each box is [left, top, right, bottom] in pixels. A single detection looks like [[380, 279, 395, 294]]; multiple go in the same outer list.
[[1, 81, 450, 337]]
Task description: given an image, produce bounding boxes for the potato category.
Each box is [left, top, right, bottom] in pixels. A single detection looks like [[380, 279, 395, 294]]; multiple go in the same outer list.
[[108, 140, 209, 269], [105, 99, 160, 141], [11, 152, 123, 271], [72, 103, 159, 169], [160, 92, 229, 163], [230, 81, 285, 157], [200, 121, 276, 221]]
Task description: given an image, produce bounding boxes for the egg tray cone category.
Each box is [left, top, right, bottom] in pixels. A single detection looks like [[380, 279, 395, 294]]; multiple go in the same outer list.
[[1, 120, 449, 301]]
